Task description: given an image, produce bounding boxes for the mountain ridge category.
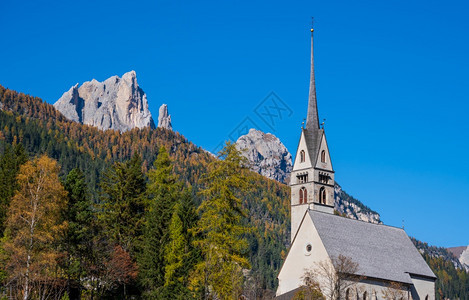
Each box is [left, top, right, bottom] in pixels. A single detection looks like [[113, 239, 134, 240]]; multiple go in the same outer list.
[[54, 71, 155, 132]]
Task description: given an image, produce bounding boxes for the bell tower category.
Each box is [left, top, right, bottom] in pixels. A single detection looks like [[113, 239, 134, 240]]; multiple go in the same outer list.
[[290, 25, 335, 241]]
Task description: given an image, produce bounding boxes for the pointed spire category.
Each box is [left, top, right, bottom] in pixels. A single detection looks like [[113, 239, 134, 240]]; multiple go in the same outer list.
[[305, 21, 320, 132]]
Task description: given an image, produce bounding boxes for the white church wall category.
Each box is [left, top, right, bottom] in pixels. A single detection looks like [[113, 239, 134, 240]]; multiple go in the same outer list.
[[292, 131, 312, 172], [290, 130, 316, 241], [311, 203, 334, 214], [410, 275, 435, 300], [290, 204, 309, 241], [351, 279, 411, 300], [277, 213, 330, 296]]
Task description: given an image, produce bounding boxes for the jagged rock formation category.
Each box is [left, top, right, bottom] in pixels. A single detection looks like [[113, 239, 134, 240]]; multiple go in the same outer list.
[[235, 129, 292, 184], [334, 184, 381, 224], [54, 71, 155, 131], [459, 247, 469, 270], [157, 104, 172, 130], [448, 246, 469, 271]]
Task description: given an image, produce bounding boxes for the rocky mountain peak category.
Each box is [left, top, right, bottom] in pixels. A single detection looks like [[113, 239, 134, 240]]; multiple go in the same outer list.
[[235, 129, 292, 184], [54, 71, 155, 132], [157, 104, 172, 130]]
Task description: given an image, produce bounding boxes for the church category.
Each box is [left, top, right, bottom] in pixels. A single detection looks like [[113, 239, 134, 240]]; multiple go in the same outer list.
[[275, 26, 436, 300]]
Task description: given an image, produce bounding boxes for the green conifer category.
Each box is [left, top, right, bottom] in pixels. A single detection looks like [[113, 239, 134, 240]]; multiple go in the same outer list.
[[0, 142, 27, 234], [99, 154, 146, 254], [159, 189, 199, 299], [190, 141, 251, 300], [139, 147, 179, 296], [62, 168, 94, 297]]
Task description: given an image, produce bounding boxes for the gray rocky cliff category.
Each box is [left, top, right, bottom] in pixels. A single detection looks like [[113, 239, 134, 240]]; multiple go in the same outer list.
[[448, 246, 469, 271], [54, 71, 155, 131], [157, 104, 172, 130], [461, 247, 469, 270], [334, 184, 381, 224], [235, 129, 292, 184]]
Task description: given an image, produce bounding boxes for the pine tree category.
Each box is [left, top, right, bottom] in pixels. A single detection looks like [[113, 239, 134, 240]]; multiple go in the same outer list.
[[0, 142, 27, 234], [178, 188, 200, 284], [190, 141, 251, 300], [164, 204, 187, 287], [61, 168, 94, 298], [160, 189, 199, 299], [139, 147, 179, 297], [99, 154, 146, 254]]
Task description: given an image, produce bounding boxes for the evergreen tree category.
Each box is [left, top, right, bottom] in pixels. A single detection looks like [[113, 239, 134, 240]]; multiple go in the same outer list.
[[0, 142, 27, 234], [160, 189, 199, 299], [178, 188, 200, 284], [162, 203, 188, 295], [99, 154, 146, 254], [61, 168, 94, 298], [190, 141, 251, 300], [139, 147, 179, 297]]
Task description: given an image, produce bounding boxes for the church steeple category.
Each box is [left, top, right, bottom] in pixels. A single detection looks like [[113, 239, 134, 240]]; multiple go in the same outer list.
[[289, 23, 336, 242], [305, 24, 320, 133]]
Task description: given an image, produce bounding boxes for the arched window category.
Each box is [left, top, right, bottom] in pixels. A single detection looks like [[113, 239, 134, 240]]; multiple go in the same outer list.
[[345, 289, 350, 300], [363, 291, 367, 300], [299, 187, 307, 204], [300, 150, 305, 163], [321, 150, 326, 163], [319, 187, 326, 204], [425, 296, 429, 300]]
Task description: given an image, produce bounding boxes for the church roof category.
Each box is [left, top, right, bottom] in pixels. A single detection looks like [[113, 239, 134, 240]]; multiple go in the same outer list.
[[309, 210, 436, 284]]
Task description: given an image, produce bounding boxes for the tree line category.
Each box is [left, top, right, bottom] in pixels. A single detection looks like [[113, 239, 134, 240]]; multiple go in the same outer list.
[[0, 141, 257, 299]]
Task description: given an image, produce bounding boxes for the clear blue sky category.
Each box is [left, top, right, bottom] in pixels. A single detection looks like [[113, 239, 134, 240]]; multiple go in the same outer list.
[[1, 0, 468, 247]]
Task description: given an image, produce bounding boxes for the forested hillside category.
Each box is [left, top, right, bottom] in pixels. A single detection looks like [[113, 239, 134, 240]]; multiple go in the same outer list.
[[0, 85, 289, 298], [412, 238, 469, 299]]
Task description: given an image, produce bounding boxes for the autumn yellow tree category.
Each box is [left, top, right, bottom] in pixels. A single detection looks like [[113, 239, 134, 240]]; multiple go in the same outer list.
[[3, 155, 68, 300]]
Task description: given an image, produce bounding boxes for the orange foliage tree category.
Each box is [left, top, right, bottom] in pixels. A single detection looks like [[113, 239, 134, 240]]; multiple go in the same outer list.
[[3, 155, 68, 300]]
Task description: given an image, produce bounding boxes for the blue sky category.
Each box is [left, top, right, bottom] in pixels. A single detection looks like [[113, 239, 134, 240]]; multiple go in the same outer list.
[[1, 0, 468, 247]]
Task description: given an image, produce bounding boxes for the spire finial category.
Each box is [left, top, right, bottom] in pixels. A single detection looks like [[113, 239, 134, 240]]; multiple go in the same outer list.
[[305, 17, 320, 132], [321, 118, 326, 129]]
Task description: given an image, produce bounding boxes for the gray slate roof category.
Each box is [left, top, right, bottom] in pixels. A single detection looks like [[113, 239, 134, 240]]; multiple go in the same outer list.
[[309, 210, 436, 284], [303, 128, 323, 167]]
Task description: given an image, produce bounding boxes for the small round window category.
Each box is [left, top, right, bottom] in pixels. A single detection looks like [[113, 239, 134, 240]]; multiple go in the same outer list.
[[304, 243, 313, 256]]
